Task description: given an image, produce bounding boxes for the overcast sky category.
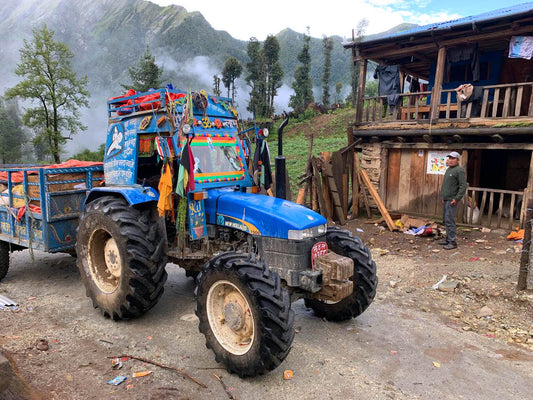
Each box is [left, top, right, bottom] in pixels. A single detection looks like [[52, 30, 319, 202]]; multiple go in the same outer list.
[[151, 0, 528, 41]]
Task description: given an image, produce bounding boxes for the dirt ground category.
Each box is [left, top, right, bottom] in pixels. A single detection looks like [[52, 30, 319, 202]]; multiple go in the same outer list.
[[0, 218, 532, 400]]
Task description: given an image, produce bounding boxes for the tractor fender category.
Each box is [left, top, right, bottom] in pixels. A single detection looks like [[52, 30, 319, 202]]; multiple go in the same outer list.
[[84, 186, 159, 207], [205, 189, 327, 239]]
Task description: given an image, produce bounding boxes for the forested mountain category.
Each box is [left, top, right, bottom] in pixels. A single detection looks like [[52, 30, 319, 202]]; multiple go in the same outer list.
[[0, 0, 415, 150]]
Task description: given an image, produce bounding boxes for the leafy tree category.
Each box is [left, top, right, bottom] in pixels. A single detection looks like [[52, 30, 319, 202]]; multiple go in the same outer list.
[[121, 47, 163, 93], [289, 30, 314, 115], [245, 37, 266, 118], [222, 57, 243, 103], [0, 99, 27, 164], [335, 82, 343, 103], [5, 25, 89, 163], [72, 143, 105, 162], [263, 35, 283, 117], [322, 36, 333, 106], [213, 75, 221, 96]]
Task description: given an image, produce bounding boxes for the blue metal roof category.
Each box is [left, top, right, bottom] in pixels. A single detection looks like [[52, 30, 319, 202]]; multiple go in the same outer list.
[[362, 2, 533, 43]]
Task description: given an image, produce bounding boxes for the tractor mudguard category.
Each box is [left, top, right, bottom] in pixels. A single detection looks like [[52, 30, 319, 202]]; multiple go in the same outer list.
[[85, 186, 159, 207], [205, 188, 326, 239]]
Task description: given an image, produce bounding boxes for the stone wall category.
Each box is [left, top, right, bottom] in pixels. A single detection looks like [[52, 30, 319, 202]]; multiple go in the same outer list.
[[360, 141, 383, 208]]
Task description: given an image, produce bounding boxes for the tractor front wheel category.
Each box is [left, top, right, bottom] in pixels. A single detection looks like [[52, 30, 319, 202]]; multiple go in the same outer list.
[[195, 252, 294, 377], [76, 196, 168, 319], [304, 227, 377, 321]]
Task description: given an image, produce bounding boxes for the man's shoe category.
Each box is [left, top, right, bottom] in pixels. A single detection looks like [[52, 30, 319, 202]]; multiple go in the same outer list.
[[443, 243, 457, 250], [438, 240, 448, 245]]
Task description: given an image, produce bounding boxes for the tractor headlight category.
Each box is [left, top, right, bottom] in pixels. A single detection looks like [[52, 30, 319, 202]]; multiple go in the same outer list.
[[288, 224, 327, 240]]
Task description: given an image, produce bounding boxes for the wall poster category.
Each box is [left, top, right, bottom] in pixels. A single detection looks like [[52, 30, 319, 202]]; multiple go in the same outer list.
[[426, 151, 449, 175]]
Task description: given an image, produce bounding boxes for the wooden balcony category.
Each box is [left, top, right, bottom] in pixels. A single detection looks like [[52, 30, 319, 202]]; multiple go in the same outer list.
[[358, 82, 533, 127]]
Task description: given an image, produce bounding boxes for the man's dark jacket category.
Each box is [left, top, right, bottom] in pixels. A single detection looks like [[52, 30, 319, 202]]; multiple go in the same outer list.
[[440, 165, 467, 202]]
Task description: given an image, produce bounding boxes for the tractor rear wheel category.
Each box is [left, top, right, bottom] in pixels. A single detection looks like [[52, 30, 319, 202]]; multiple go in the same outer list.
[[0, 241, 9, 281], [76, 196, 167, 319], [195, 252, 294, 377], [304, 227, 377, 321]]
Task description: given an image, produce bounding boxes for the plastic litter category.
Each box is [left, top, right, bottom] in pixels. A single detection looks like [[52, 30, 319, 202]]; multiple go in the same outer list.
[[431, 275, 447, 290], [0, 294, 18, 311], [107, 376, 127, 386]]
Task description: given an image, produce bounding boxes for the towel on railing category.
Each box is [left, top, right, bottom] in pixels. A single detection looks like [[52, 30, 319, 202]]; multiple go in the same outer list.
[[509, 36, 533, 60]]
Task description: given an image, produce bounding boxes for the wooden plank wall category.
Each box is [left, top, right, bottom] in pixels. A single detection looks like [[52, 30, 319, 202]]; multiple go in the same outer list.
[[386, 149, 445, 217]]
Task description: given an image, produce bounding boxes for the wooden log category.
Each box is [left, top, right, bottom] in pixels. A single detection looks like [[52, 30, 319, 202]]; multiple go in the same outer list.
[[352, 151, 360, 217], [325, 164, 346, 225], [359, 169, 395, 231], [497, 193, 504, 228], [312, 158, 327, 217], [296, 187, 306, 205]]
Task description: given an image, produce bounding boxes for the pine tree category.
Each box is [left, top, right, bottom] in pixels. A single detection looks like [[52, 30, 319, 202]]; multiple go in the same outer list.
[[289, 30, 314, 115], [245, 37, 266, 117], [0, 99, 27, 164], [5, 25, 89, 163], [122, 47, 163, 93], [322, 36, 333, 106], [213, 75, 221, 96], [222, 57, 243, 103], [263, 35, 283, 118]]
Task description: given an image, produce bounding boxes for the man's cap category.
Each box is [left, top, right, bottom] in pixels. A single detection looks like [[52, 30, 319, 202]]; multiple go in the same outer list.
[[447, 151, 461, 159]]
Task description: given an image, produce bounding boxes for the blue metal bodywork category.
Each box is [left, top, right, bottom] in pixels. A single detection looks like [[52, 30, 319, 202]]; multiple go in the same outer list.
[[99, 87, 326, 243], [0, 165, 104, 252], [206, 188, 326, 238]]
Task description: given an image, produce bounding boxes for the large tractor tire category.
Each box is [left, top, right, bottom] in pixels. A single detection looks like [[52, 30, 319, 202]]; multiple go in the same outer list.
[[76, 196, 168, 320], [305, 227, 377, 322], [0, 241, 9, 281], [195, 252, 294, 378]]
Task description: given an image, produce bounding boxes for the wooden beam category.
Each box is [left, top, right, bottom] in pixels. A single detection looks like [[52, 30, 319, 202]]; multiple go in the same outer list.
[[359, 169, 396, 231], [431, 46, 446, 120], [356, 60, 367, 124]]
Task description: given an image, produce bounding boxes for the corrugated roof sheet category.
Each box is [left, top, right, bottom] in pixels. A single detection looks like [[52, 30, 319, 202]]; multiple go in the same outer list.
[[362, 2, 533, 43]]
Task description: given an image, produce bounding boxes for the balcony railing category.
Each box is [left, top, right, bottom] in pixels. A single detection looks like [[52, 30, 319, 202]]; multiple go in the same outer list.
[[359, 82, 533, 124]]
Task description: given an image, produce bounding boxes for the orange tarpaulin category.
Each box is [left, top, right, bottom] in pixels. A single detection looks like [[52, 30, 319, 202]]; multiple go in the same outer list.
[[0, 159, 103, 184]]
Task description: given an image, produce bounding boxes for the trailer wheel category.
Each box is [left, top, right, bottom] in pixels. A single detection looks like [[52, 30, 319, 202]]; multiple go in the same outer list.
[[76, 196, 167, 320], [304, 227, 377, 321], [0, 241, 9, 281], [195, 252, 294, 377]]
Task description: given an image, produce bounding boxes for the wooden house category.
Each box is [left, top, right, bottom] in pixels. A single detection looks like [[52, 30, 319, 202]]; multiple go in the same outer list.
[[343, 3, 533, 229]]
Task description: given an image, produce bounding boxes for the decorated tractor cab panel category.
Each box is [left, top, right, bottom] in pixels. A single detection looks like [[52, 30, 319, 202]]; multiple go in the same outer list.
[[74, 86, 377, 378]]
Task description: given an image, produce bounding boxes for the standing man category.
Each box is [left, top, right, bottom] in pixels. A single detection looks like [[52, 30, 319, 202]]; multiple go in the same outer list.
[[439, 151, 467, 249]]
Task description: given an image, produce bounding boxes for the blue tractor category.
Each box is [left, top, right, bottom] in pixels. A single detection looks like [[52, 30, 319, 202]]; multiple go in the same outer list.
[[76, 88, 377, 377]]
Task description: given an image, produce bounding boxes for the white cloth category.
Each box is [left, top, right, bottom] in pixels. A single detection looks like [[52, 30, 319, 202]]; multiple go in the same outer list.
[[509, 36, 533, 60]]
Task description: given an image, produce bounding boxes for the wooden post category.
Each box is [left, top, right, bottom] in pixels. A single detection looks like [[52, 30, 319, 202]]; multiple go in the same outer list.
[[518, 197, 533, 290], [431, 46, 446, 120], [356, 59, 367, 124]]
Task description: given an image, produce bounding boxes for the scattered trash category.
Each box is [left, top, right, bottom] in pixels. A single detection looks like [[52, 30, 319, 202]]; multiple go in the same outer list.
[[432, 361, 441, 368], [107, 376, 127, 386], [111, 357, 123, 370], [283, 370, 294, 380], [389, 280, 399, 288], [507, 228, 524, 243], [36, 339, 49, 351], [133, 370, 152, 378], [146, 336, 152, 340], [356, 228, 364, 233], [475, 239, 487, 243], [431, 275, 447, 290], [390, 350, 397, 354], [438, 281, 459, 292], [0, 294, 19, 311], [481, 227, 491, 233], [109, 354, 207, 388], [468, 257, 480, 262]]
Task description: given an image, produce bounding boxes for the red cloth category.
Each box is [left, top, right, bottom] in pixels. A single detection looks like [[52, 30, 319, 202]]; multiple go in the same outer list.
[[0, 159, 103, 184]]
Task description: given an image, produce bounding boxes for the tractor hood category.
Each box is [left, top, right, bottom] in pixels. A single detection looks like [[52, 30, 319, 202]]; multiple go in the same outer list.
[[205, 188, 327, 239]]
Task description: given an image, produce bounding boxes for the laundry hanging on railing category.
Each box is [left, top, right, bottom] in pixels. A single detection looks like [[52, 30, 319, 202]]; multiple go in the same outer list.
[[509, 36, 533, 60]]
